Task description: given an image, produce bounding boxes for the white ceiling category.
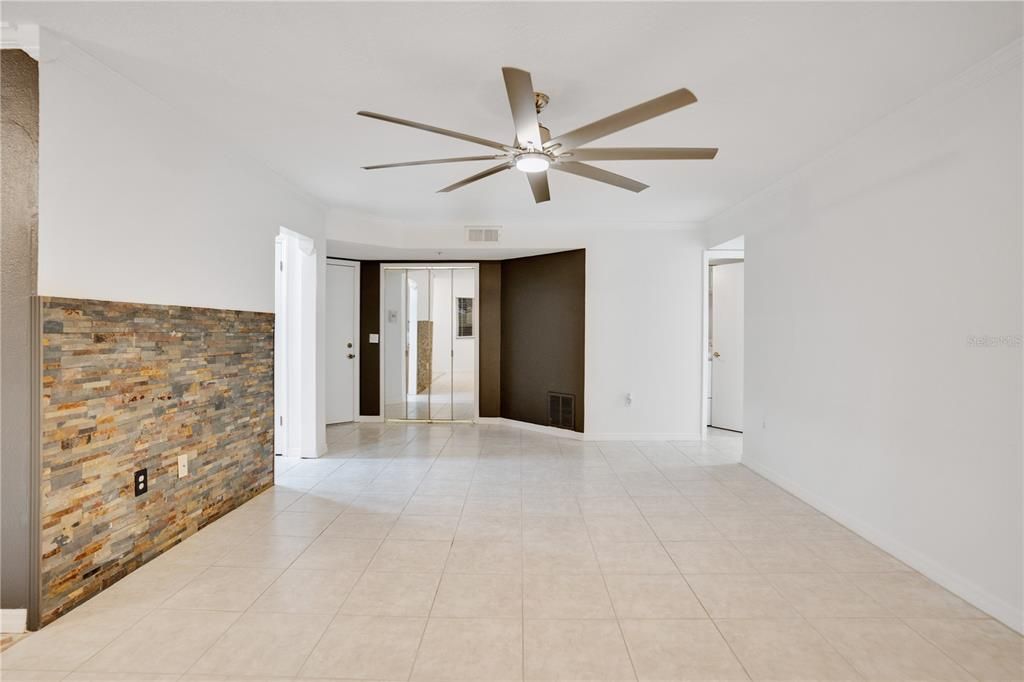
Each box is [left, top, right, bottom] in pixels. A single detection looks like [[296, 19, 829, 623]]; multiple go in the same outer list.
[[8, 2, 1022, 228]]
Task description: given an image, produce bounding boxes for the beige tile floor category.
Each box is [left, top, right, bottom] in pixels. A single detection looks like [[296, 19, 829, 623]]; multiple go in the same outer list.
[[3, 424, 1022, 681]]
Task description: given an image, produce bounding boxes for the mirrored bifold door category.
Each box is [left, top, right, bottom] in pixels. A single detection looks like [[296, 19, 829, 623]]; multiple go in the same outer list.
[[383, 267, 476, 421]]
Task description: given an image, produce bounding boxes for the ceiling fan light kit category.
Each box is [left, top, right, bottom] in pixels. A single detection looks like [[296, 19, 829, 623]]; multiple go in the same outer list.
[[514, 152, 551, 173], [359, 67, 718, 203]]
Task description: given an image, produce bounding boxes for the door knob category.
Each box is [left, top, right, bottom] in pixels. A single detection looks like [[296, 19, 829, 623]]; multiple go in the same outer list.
[[712, 351, 721, 358], [347, 353, 356, 359]]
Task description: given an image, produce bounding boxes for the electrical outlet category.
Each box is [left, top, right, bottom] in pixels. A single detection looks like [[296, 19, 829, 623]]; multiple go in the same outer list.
[[177, 454, 189, 478], [134, 468, 148, 497]]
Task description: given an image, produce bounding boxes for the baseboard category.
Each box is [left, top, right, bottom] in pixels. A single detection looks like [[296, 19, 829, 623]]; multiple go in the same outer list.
[[475, 417, 584, 440], [745, 458, 1024, 634], [357, 415, 703, 443], [473, 418, 702, 443], [1, 609, 27, 633], [356, 415, 384, 423], [280, 446, 324, 459], [583, 432, 702, 442]]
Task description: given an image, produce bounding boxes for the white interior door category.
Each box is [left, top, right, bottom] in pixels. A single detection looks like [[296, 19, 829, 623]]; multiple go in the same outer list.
[[326, 261, 356, 424], [710, 262, 744, 431]]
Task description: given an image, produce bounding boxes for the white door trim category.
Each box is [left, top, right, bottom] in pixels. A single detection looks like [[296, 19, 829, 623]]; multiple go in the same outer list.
[[709, 261, 744, 432], [274, 227, 320, 458], [326, 259, 360, 425]]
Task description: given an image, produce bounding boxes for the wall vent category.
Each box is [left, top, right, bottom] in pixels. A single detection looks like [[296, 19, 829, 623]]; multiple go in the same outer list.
[[465, 226, 501, 243], [548, 392, 576, 430]]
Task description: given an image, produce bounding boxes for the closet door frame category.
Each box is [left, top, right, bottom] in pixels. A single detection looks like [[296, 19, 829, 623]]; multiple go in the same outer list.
[[379, 263, 479, 423]]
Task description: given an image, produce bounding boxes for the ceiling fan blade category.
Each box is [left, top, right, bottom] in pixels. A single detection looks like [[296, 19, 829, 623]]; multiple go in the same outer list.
[[568, 147, 718, 161], [437, 162, 511, 193], [545, 88, 697, 152], [526, 171, 551, 203], [358, 111, 511, 151], [551, 161, 648, 193], [363, 155, 506, 170], [502, 67, 543, 149]]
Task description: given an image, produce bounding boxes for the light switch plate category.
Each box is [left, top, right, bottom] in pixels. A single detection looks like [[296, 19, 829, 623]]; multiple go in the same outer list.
[[177, 454, 189, 478], [369, 333, 379, 344]]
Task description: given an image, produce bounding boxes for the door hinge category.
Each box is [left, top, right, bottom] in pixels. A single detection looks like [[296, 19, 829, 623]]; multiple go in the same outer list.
[[279, 416, 283, 425], [279, 261, 284, 272]]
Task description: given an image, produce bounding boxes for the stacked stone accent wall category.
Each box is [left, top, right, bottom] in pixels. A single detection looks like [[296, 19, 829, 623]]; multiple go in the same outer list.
[[39, 297, 274, 625], [416, 319, 433, 394]]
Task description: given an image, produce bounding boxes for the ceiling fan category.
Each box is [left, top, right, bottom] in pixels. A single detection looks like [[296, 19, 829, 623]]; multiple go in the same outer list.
[[358, 67, 717, 203]]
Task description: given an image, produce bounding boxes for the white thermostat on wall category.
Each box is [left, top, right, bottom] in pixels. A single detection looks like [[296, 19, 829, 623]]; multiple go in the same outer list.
[[369, 333, 379, 344]]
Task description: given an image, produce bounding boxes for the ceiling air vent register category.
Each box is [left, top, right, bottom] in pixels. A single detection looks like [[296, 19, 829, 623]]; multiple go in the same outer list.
[[466, 226, 501, 243]]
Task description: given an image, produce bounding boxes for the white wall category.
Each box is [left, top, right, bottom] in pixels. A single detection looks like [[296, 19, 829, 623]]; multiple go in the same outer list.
[[328, 217, 707, 440], [584, 230, 705, 439], [38, 32, 330, 454], [707, 41, 1023, 630]]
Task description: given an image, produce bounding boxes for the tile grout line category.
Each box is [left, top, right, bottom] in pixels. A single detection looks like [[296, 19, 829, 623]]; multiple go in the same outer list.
[[399, 427, 458, 682], [186, 439, 364, 679], [656, 439, 965, 682], [896, 617, 982, 681], [188, 422, 415, 679], [627, 440, 756, 681], [586, 441, 644, 682], [293, 422, 402, 679], [657, 445, 844, 681]]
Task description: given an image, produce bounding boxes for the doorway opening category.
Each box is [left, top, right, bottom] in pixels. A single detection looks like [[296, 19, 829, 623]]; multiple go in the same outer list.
[[381, 264, 479, 422], [702, 238, 744, 449]]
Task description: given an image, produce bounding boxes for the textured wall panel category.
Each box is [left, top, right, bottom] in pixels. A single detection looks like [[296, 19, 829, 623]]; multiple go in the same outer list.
[[39, 297, 274, 624], [2, 49, 40, 617]]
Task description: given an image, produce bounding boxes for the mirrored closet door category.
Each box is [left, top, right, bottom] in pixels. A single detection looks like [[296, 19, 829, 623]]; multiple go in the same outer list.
[[382, 266, 477, 421]]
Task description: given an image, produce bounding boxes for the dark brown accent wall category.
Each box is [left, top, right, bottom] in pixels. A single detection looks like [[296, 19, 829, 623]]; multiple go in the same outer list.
[[500, 250, 586, 432], [38, 297, 274, 625], [359, 262, 381, 416], [478, 262, 502, 417], [1, 49, 40, 621]]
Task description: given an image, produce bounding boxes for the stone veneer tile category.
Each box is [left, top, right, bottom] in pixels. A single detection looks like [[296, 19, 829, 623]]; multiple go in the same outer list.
[[39, 297, 274, 625]]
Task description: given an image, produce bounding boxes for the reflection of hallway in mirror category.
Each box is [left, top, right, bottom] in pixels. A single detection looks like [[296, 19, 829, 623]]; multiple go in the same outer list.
[[401, 370, 474, 420], [382, 265, 477, 421]]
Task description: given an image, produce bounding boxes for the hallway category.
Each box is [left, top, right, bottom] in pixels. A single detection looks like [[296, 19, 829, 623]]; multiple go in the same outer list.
[[2, 423, 1019, 680]]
